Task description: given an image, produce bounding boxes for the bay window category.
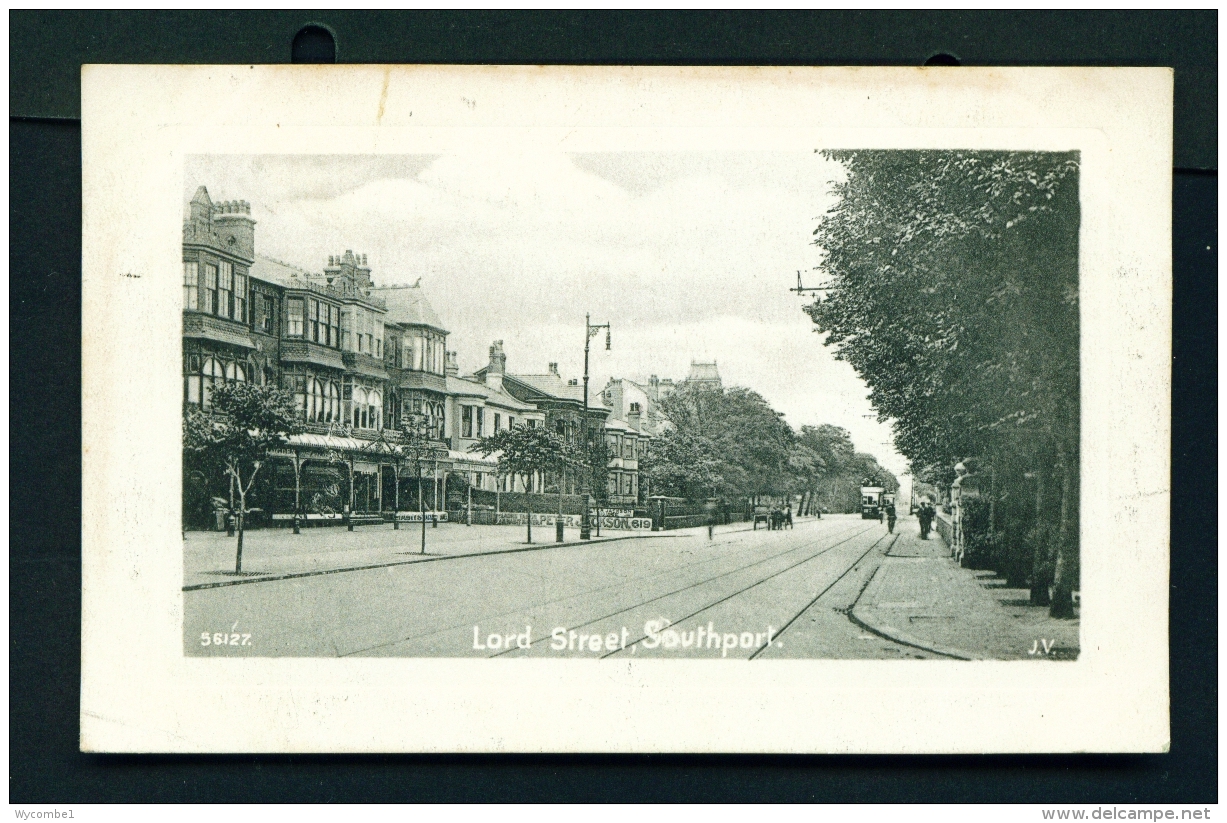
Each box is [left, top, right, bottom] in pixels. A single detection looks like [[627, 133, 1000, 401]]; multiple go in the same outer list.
[[233, 270, 247, 323], [218, 261, 233, 319], [287, 298, 304, 337], [204, 264, 218, 314], [182, 262, 198, 310]]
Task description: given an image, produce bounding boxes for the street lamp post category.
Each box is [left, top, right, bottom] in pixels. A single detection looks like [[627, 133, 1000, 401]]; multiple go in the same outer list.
[[581, 312, 611, 541]]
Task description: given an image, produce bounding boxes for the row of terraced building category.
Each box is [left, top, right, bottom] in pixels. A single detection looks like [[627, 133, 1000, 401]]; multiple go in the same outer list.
[[182, 186, 654, 529]]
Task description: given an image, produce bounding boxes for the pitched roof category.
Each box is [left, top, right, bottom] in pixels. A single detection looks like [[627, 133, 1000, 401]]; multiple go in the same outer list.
[[686, 361, 721, 383], [368, 284, 447, 332], [447, 376, 539, 411], [604, 417, 646, 436], [511, 373, 586, 403], [250, 255, 318, 288]]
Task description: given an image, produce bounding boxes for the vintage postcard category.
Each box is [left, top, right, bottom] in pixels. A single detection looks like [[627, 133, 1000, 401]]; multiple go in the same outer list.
[[81, 65, 1171, 752]]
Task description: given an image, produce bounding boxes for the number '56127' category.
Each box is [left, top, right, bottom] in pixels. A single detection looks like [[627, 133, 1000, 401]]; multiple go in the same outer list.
[[202, 632, 251, 646]]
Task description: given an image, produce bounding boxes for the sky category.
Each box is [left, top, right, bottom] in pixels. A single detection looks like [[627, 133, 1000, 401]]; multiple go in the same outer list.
[[184, 151, 909, 480]]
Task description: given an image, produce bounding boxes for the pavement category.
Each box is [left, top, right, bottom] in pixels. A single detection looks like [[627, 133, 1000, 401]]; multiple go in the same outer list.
[[183, 514, 1079, 660], [851, 517, 1080, 660], [183, 517, 773, 590]]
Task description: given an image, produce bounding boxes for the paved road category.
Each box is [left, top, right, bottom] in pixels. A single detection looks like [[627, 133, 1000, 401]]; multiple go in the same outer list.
[[185, 515, 938, 659]]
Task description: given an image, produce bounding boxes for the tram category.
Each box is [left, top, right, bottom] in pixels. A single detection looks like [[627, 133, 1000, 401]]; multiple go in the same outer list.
[[860, 484, 885, 520]]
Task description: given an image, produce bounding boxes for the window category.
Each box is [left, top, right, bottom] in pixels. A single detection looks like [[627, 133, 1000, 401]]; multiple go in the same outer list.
[[204, 264, 218, 315], [290, 373, 306, 416], [304, 378, 325, 423], [353, 387, 368, 428], [327, 381, 340, 422], [403, 334, 415, 369], [308, 299, 319, 343], [224, 362, 246, 383], [182, 262, 198, 310], [234, 270, 247, 323], [218, 261, 233, 319], [287, 298, 304, 337], [341, 308, 352, 350], [508, 416, 515, 429], [369, 391, 382, 431], [462, 406, 473, 438], [183, 354, 202, 404], [624, 438, 635, 459], [261, 295, 276, 334], [476, 407, 484, 438], [328, 305, 340, 348], [200, 357, 224, 408], [493, 413, 501, 432]]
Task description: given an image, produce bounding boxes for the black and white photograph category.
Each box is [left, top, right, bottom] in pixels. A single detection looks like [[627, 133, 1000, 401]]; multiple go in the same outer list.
[[178, 148, 1081, 662], [79, 65, 1171, 754]]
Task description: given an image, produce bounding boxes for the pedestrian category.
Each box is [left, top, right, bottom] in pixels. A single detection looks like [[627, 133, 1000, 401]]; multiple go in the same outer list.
[[918, 501, 934, 540], [883, 500, 897, 533], [785, 504, 793, 530]]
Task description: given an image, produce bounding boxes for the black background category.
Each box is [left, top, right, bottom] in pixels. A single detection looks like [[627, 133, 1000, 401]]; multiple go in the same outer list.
[[10, 10, 1216, 803]]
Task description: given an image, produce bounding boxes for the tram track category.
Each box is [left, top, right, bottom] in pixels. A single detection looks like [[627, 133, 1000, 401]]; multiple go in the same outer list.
[[603, 529, 894, 659], [488, 521, 882, 658], [343, 518, 866, 657], [746, 532, 898, 659]]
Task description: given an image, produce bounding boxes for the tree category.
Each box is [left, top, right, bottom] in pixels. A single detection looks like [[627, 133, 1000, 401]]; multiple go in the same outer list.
[[184, 382, 302, 573], [471, 425, 573, 544], [806, 150, 1080, 616], [639, 428, 725, 500], [650, 383, 796, 504], [399, 414, 449, 554], [578, 434, 612, 535]]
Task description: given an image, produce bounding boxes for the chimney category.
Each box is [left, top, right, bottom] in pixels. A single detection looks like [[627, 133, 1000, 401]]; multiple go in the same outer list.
[[628, 407, 642, 432], [548, 362, 559, 376], [445, 350, 459, 377], [487, 340, 506, 392]]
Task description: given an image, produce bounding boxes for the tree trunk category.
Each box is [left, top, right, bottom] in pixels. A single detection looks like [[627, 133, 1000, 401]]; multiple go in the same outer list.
[[1029, 467, 1050, 605], [1049, 438, 1079, 618], [234, 491, 245, 574], [418, 473, 426, 554]]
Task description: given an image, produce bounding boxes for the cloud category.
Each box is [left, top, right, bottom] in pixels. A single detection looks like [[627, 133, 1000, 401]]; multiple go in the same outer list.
[[184, 150, 906, 475]]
